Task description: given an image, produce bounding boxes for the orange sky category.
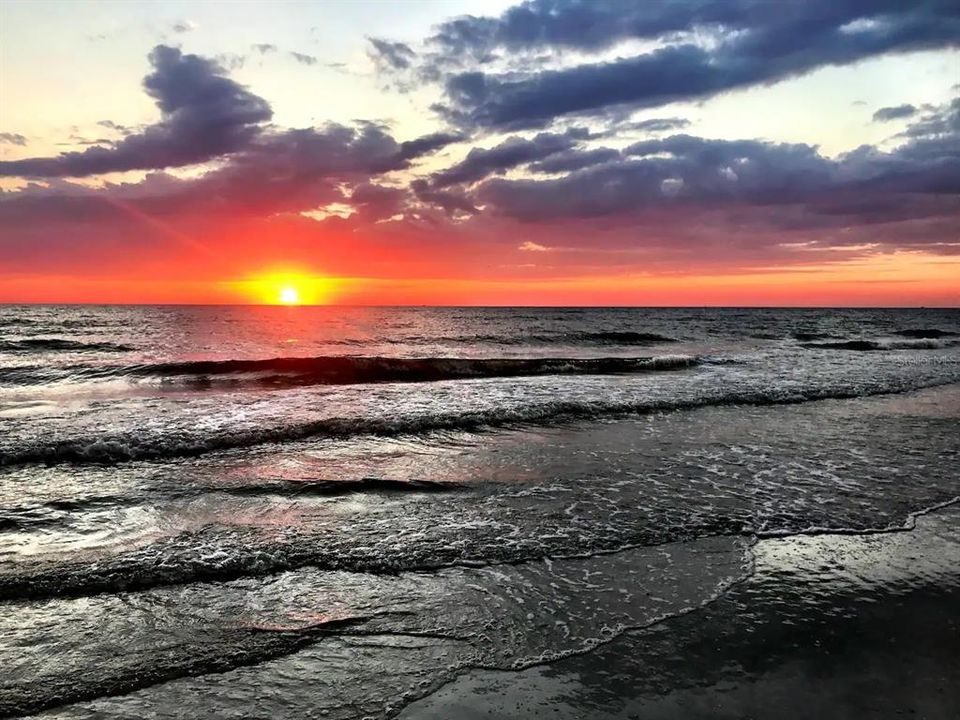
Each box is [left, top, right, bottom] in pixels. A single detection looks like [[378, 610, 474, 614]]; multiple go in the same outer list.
[[2, 252, 957, 306]]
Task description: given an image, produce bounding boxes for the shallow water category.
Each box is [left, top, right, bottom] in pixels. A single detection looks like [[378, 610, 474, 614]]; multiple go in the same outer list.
[[1, 306, 959, 717]]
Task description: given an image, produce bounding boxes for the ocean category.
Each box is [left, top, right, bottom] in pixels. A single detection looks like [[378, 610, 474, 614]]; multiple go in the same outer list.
[[1, 305, 959, 718]]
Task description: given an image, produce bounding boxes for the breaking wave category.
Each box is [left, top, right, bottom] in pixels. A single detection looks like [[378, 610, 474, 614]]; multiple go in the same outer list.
[[4, 373, 957, 467], [792, 332, 843, 341], [386, 331, 678, 345], [894, 328, 958, 339], [0, 514, 753, 601], [801, 338, 960, 351], [5, 354, 699, 389], [0, 338, 134, 353], [0, 612, 372, 717], [0, 478, 466, 530], [3, 494, 956, 602], [545, 331, 676, 344]]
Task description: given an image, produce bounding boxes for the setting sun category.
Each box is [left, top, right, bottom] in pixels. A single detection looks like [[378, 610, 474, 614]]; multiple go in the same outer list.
[[223, 271, 341, 305], [279, 286, 300, 304]]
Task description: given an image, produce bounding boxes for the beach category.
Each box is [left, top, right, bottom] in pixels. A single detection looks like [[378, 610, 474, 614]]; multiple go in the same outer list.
[[1, 306, 958, 718]]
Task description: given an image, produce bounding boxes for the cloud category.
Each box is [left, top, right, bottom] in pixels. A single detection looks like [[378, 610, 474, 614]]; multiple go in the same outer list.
[[428, 0, 705, 57], [410, 179, 478, 216], [518, 241, 550, 251], [420, 0, 960, 128], [430, 0, 960, 58], [0, 133, 27, 146], [215, 52, 247, 71], [171, 20, 196, 33], [97, 120, 132, 135], [528, 147, 620, 174], [0, 46, 272, 177], [841, 99, 960, 194], [429, 128, 587, 187], [873, 104, 917, 121], [0, 120, 465, 229], [1, 18, 957, 279], [348, 182, 408, 220], [368, 38, 416, 70], [396, 131, 465, 161], [894, 97, 959, 140], [290, 51, 319, 65], [252, 43, 277, 54], [626, 117, 691, 133], [474, 101, 960, 229]]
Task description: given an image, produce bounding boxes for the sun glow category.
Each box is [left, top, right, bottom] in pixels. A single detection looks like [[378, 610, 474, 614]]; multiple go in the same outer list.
[[279, 285, 300, 304], [225, 271, 338, 305]]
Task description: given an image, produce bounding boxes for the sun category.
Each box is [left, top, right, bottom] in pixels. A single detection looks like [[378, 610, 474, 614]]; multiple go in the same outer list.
[[278, 285, 300, 304], [228, 271, 337, 305]]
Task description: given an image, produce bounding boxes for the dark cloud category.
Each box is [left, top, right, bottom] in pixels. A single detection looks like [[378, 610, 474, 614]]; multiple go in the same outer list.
[[423, 0, 960, 128], [252, 43, 277, 54], [624, 135, 834, 198], [397, 131, 465, 161], [64, 135, 113, 146], [626, 117, 691, 133], [411, 179, 477, 215], [528, 147, 620, 174], [430, 0, 959, 58], [873, 104, 917, 121], [429, 0, 716, 57], [842, 99, 960, 194], [0, 46, 272, 177], [96, 120, 130, 134], [475, 102, 960, 228], [0, 133, 27, 146], [0, 120, 455, 227], [349, 182, 408, 220], [429, 128, 587, 187], [896, 97, 960, 140], [290, 51, 318, 65], [368, 38, 416, 70]]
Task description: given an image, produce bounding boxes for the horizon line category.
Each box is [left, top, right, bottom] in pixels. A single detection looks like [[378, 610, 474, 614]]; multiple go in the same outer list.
[[0, 302, 957, 310]]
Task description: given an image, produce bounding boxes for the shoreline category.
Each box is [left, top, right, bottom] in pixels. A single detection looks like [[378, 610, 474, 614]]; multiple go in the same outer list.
[[401, 500, 960, 719]]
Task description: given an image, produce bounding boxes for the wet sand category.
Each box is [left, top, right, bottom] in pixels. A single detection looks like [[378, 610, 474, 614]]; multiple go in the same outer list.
[[403, 503, 960, 719]]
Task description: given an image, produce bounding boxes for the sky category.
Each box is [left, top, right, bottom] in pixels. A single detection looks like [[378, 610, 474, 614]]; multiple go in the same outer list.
[[0, 0, 958, 306]]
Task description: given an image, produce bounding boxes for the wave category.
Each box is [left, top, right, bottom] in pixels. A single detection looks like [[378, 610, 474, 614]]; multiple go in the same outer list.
[[4, 494, 956, 602], [0, 515, 753, 601], [4, 374, 956, 467], [801, 338, 960, 351], [894, 328, 958, 339], [0, 365, 48, 385], [0, 479, 465, 531], [0, 338, 134, 353], [559, 331, 676, 344], [217, 477, 466, 497], [801, 340, 882, 351], [0, 317, 37, 327], [792, 332, 842, 341], [14, 353, 698, 390], [0, 614, 372, 718], [355, 331, 678, 346]]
